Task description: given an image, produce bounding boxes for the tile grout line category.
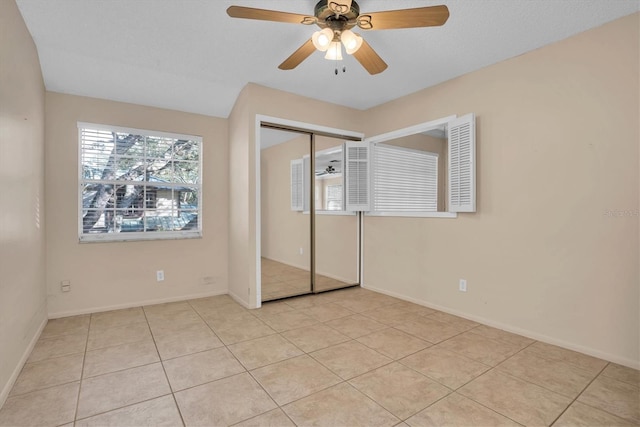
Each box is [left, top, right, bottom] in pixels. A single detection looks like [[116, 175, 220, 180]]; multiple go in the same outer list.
[[191, 300, 285, 425], [72, 393, 175, 424], [548, 362, 611, 426], [141, 305, 187, 427], [189, 297, 290, 424], [72, 316, 92, 423], [402, 338, 536, 426], [489, 340, 612, 405], [332, 321, 521, 424], [450, 369, 527, 426]]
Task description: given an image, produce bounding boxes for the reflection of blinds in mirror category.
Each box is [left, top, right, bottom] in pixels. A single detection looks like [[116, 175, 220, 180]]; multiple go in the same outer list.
[[290, 158, 303, 211], [325, 184, 343, 210], [373, 144, 438, 212]]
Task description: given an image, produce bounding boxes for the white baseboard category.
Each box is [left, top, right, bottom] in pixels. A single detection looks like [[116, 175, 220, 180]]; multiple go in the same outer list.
[[261, 256, 308, 272], [229, 290, 253, 309], [48, 290, 227, 319], [363, 284, 640, 370], [315, 270, 356, 285], [261, 257, 354, 285], [0, 316, 48, 409]]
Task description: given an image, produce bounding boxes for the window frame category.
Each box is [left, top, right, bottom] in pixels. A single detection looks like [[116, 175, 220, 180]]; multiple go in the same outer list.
[[77, 122, 203, 243], [364, 115, 460, 218]]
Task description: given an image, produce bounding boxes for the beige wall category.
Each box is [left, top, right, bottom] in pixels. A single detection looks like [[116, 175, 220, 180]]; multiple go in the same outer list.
[[362, 14, 639, 367], [315, 213, 359, 283], [0, 0, 47, 404], [228, 83, 364, 307], [227, 87, 253, 305], [45, 93, 229, 316], [261, 135, 311, 270]]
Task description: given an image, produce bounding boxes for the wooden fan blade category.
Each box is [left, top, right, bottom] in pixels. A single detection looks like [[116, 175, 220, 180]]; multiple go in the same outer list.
[[279, 39, 316, 70], [357, 5, 449, 30], [352, 40, 387, 75], [227, 6, 313, 25]]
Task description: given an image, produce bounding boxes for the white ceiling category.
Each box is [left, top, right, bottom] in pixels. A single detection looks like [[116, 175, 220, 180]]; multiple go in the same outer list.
[[16, 0, 639, 119]]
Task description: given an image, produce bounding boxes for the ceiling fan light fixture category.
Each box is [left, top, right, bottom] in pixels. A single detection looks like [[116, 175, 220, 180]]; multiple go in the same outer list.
[[312, 28, 334, 51], [340, 29, 363, 54], [324, 41, 343, 60]]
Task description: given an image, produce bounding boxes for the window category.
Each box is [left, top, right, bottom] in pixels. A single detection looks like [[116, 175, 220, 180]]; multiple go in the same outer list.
[[79, 122, 202, 242]]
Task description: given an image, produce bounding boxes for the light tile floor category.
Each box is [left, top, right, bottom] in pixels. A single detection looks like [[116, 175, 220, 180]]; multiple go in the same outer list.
[[1, 287, 638, 426], [261, 258, 355, 301]]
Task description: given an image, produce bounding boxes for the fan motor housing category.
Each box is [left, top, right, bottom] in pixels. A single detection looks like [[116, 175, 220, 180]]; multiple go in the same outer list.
[[314, 0, 360, 31]]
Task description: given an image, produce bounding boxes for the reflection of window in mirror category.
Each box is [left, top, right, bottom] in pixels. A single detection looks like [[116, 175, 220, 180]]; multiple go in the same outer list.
[[314, 145, 345, 212], [325, 185, 343, 210], [315, 185, 321, 209]]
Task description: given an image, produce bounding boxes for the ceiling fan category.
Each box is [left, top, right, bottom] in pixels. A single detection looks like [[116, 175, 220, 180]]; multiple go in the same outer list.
[[227, 1, 449, 75]]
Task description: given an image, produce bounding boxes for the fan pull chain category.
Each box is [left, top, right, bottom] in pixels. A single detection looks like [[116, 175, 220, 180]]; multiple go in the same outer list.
[[334, 58, 346, 75]]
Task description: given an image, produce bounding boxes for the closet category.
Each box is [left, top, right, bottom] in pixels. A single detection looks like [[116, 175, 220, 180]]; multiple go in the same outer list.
[[259, 123, 361, 302]]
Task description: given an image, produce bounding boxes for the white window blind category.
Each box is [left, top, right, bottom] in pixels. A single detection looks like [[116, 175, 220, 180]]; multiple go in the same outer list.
[[448, 113, 476, 212], [290, 158, 304, 211], [78, 122, 202, 242], [372, 143, 438, 212], [325, 184, 343, 210], [344, 142, 370, 211]]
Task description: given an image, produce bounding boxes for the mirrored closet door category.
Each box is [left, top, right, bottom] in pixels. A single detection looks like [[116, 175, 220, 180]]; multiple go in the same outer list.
[[313, 135, 359, 292], [260, 124, 361, 302], [260, 127, 312, 301]]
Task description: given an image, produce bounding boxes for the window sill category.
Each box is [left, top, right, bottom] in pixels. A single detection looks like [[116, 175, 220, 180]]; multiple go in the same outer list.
[[79, 231, 202, 243], [302, 211, 357, 216], [365, 211, 458, 218]]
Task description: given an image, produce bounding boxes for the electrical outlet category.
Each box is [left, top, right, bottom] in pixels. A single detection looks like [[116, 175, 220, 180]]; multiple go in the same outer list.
[[299, 247, 304, 255], [459, 279, 467, 292], [201, 276, 215, 285], [156, 270, 165, 282], [61, 280, 71, 292]]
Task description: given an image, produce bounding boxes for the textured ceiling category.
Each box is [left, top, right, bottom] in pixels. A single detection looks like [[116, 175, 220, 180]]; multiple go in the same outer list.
[[16, 0, 639, 118]]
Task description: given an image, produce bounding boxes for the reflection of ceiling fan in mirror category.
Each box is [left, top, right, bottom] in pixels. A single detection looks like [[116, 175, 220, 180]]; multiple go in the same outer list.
[[227, 0, 450, 75], [316, 163, 341, 177], [316, 158, 342, 177]]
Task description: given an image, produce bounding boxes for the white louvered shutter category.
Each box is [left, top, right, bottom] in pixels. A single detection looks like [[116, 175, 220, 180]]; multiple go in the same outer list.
[[290, 158, 303, 211], [448, 113, 476, 212], [344, 142, 370, 211], [373, 144, 438, 212], [303, 156, 310, 212]]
